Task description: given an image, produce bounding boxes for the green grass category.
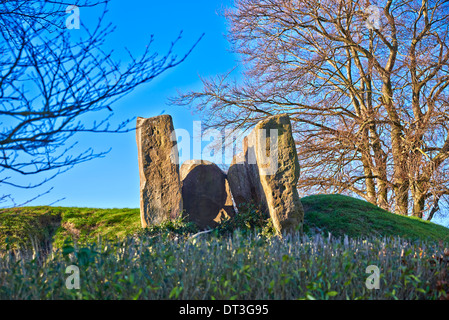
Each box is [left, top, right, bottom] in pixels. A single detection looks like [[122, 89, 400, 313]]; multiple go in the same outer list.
[[0, 206, 63, 251], [53, 207, 140, 247], [0, 206, 141, 251], [1, 194, 449, 251], [1, 231, 448, 299], [1, 194, 449, 300], [302, 194, 449, 243]]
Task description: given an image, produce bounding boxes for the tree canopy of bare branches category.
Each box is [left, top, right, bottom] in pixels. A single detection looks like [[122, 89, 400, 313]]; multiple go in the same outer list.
[[174, 0, 449, 221], [0, 0, 200, 205]]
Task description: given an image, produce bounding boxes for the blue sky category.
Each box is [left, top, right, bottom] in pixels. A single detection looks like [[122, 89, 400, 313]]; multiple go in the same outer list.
[[3, 0, 237, 209]]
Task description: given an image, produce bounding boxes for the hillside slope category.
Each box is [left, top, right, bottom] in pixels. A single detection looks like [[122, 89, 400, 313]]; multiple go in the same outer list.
[[1, 194, 449, 250], [0, 206, 140, 250], [302, 194, 449, 242]]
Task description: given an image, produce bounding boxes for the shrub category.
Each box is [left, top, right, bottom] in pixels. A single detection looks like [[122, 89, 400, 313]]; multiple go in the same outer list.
[[0, 232, 448, 300]]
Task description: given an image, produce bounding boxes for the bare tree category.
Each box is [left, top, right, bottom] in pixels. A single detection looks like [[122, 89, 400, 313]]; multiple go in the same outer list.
[[0, 0, 201, 205], [173, 0, 449, 221]]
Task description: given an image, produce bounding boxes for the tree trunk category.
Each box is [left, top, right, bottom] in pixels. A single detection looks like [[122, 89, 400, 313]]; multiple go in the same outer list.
[[412, 193, 425, 219], [382, 79, 409, 215]]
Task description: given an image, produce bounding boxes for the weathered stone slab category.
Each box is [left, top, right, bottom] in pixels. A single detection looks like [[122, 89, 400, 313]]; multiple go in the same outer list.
[[136, 115, 183, 228], [227, 141, 267, 214], [181, 160, 235, 229], [251, 114, 304, 234], [227, 151, 253, 211], [228, 114, 304, 234]]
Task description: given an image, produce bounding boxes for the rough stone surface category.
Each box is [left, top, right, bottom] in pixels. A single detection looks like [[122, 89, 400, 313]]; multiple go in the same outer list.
[[181, 160, 235, 229], [228, 114, 304, 233], [251, 114, 304, 234], [179, 159, 211, 181], [136, 115, 183, 228], [227, 143, 267, 214], [227, 152, 253, 211]]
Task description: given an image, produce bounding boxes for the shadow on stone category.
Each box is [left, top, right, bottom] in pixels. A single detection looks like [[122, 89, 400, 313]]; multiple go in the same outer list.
[[181, 162, 235, 230]]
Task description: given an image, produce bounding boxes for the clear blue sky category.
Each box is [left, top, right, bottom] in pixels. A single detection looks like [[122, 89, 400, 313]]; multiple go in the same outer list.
[[3, 0, 448, 228], [3, 0, 237, 209]]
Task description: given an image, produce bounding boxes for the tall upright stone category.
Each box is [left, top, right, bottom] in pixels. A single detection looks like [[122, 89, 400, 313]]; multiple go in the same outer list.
[[227, 151, 252, 211], [252, 114, 304, 234], [136, 115, 183, 228], [181, 160, 235, 229], [227, 114, 304, 234], [227, 137, 267, 214]]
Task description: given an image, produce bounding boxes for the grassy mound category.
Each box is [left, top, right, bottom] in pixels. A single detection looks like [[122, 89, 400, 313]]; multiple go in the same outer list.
[[302, 194, 449, 243], [0, 206, 63, 251], [0, 206, 141, 250], [1, 194, 449, 251], [1, 195, 449, 300]]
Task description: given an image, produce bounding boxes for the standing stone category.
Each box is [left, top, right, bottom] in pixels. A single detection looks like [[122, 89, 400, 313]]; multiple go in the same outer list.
[[227, 151, 252, 211], [251, 114, 304, 234], [136, 115, 183, 228], [181, 160, 235, 229], [227, 138, 267, 214], [227, 114, 304, 234]]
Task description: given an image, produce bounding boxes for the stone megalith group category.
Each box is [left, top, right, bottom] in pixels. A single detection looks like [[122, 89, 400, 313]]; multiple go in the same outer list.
[[136, 113, 304, 234]]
